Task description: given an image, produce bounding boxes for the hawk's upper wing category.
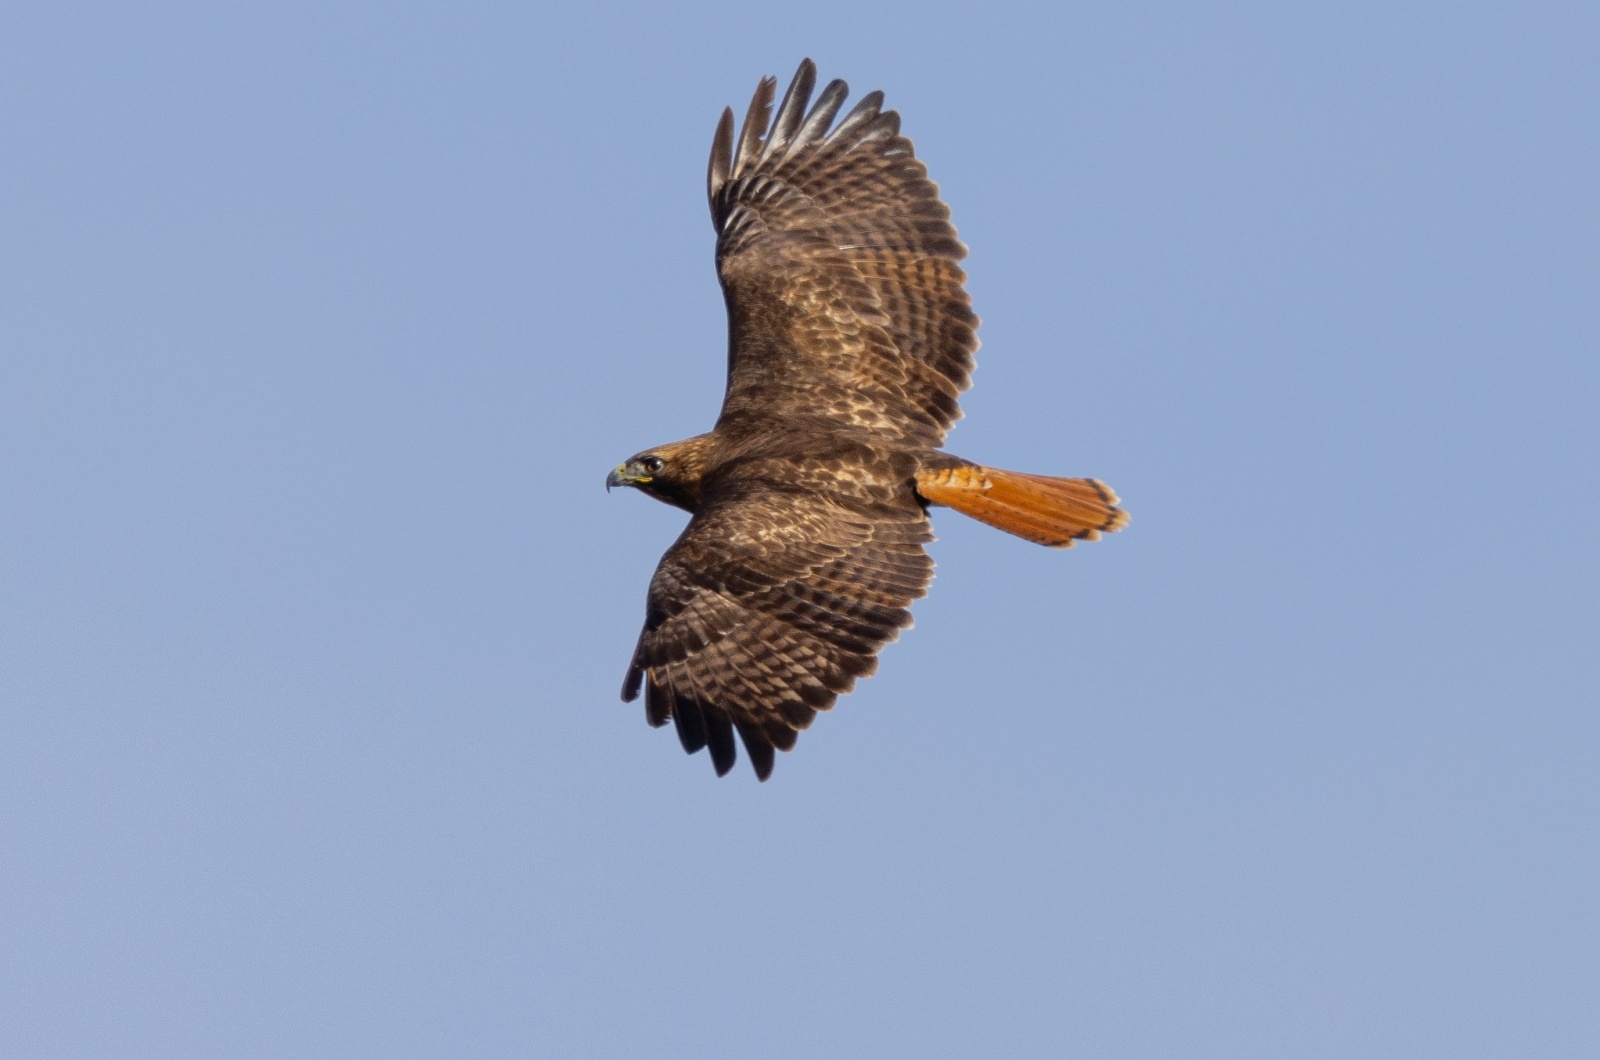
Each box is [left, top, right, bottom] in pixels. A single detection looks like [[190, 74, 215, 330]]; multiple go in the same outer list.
[[708, 60, 979, 447], [622, 484, 933, 780]]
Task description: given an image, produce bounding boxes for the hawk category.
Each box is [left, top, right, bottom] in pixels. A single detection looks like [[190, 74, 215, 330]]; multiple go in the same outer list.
[[608, 60, 1128, 780]]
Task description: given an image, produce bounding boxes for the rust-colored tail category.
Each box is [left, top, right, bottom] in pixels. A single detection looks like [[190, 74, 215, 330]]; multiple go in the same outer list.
[[915, 463, 1130, 548]]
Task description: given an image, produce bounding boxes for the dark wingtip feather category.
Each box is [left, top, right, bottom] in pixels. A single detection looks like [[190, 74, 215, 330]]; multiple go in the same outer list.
[[829, 89, 884, 145], [790, 78, 849, 153], [762, 59, 816, 162], [622, 663, 643, 703], [707, 106, 734, 217], [764, 720, 798, 753], [672, 690, 709, 755], [733, 75, 776, 178], [703, 707, 737, 777], [736, 721, 776, 781], [642, 672, 669, 726]]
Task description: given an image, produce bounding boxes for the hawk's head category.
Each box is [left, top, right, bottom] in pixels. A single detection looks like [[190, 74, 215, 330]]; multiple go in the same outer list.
[[606, 435, 713, 513]]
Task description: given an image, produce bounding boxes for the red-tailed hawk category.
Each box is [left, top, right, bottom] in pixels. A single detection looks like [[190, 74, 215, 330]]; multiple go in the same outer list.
[[609, 60, 1128, 780]]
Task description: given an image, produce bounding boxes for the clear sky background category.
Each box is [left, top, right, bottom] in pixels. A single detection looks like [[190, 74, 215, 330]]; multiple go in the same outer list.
[[3, 3, 1596, 1057]]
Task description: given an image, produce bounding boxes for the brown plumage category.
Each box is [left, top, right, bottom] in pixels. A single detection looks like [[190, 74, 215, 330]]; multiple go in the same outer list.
[[608, 60, 1128, 780]]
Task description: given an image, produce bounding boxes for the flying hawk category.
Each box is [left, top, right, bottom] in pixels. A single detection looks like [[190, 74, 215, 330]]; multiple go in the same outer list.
[[608, 60, 1128, 780]]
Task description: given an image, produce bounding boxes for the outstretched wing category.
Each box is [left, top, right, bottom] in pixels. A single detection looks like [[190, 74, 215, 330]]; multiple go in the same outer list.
[[707, 59, 978, 447], [622, 486, 933, 780]]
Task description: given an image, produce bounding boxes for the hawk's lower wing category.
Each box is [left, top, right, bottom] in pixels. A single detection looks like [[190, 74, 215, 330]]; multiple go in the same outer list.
[[622, 487, 933, 780]]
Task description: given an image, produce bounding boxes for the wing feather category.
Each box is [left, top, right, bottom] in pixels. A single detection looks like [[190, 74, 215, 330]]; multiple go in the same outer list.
[[702, 703, 738, 777], [706, 107, 735, 213], [732, 76, 775, 178], [761, 58, 815, 162], [666, 677, 708, 754], [787, 78, 848, 158], [828, 89, 884, 145]]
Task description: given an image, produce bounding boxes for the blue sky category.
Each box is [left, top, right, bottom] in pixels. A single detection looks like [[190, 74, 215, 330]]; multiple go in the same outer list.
[[3, 3, 1596, 1057]]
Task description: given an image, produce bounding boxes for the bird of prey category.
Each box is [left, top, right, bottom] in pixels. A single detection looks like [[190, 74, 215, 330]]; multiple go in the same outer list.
[[608, 59, 1127, 780]]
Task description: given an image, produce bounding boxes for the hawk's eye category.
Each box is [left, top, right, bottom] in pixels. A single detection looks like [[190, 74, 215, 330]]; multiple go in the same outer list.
[[640, 456, 664, 474]]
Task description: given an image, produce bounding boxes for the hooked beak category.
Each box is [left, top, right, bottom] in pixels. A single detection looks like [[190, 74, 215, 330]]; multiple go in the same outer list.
[[606, 465, 635, 492]]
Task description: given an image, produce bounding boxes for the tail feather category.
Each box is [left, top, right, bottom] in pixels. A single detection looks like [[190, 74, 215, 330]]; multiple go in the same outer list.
[[916, 464, 1129, 548]]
